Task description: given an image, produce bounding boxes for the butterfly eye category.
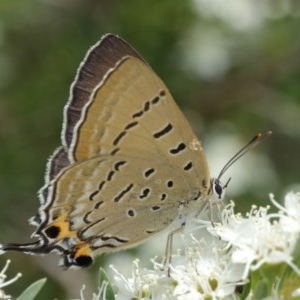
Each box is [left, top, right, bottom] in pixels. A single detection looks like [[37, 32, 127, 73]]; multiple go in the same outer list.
[[212, 179, 225, 201]]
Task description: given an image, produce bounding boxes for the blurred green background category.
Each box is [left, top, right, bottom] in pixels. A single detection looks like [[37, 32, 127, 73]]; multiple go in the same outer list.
[[0, 0, 299, 298]]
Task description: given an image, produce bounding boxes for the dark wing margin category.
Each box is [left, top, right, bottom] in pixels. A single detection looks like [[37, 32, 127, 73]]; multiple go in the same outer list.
[[62, 34, 146, 149], [45, 146, 70, 182]]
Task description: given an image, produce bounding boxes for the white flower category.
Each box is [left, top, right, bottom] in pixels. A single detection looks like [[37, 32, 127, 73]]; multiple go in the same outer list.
[[79, 282, 110, 300], [292, 287, 300, 297], [210, 195, 300, 279], [0, 260, 21, 300], [171, 235, 246, 299], [270, 192, 300, 233], [111, 259, 170, 300]]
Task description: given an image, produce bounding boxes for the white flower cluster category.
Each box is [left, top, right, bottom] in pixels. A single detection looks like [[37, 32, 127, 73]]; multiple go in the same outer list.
[[109, 192, 300, 299], [0, 260, 21, 300]]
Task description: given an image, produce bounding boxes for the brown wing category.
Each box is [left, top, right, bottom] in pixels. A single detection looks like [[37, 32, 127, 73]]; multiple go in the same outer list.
[[36, 34, 211, 260]]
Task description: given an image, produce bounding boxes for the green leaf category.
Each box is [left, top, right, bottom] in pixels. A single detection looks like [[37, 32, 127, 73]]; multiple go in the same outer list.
[[16, 278, 47, 300], [279, 264, 300, 299], [236, 279, 251, 300], [97, 268, 115, 300], [252, 278, 268, 300]]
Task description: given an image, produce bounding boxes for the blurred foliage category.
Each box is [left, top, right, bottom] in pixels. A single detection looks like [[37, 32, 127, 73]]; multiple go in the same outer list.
[[16, 278, 46, 300], [0, 0, 299, 298]]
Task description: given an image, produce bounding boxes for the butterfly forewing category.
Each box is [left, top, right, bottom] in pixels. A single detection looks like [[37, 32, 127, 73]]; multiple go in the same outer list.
[[70, 56, 209, 181]]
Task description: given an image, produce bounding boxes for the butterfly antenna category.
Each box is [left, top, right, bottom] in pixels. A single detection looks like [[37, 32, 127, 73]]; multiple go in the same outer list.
[[217, 131, 272, 181]]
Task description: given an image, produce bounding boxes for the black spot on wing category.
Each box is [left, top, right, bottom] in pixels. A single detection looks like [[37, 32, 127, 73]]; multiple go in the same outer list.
[[151, 96, 159, 104], [124, 121, 138, 130], [110, 148, 120, 155], [89, 190, 99, 201], [144, 168, 155, 178], [183, 161, 193, 171], [98, 181, 105, 190], [167, 180, 173, 188], [160, 90, 166, 97], [153, 123, 173, 139], [94, 201, 104, 209], [114, 160, 127, 171], [83, 211, 92, 224], [45, 225, 60, 239], [107, 170, 115, 181], [144, 101, 150, 111], [132, 89, 165, 119], [114, 183, 134, 202], [151, 205, 160, 211], [160, 193, 167, 201], [127, 209, 136, 217], [170, 142, 186, 154], [113, 131, 127, 146], [139, 188, 150, 200]]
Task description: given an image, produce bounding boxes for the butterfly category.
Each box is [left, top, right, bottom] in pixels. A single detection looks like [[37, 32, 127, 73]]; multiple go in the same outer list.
[[0, 34, 271, 268]]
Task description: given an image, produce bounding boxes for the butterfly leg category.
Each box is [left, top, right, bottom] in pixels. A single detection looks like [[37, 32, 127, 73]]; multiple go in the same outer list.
[[207, 200, 224, 228], [207, 200, 216, 227], [163, 223, 185, 276]]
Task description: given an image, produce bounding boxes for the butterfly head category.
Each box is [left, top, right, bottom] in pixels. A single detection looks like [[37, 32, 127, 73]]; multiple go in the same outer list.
[[210, 177, 230, 203]]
